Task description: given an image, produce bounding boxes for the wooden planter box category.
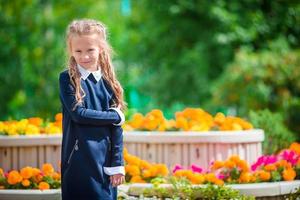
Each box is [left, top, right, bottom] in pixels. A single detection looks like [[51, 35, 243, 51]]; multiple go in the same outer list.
[[124, 130, 264, 169], [0, 130, 264, 171]]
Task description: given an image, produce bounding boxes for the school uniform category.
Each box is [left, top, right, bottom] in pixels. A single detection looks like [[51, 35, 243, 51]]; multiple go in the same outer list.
[[59, 65, 125, 200]]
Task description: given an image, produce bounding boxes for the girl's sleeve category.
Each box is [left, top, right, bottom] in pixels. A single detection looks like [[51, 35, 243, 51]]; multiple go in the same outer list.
[[59, 72, 121, 126], [103, 126, 125, 176]]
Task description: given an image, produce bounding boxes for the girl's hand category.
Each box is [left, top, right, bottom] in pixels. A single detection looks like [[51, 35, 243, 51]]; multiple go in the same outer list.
[[110, 174, 125, 187]]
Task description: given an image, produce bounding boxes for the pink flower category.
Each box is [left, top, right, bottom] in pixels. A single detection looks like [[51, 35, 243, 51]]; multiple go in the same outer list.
[[191, 164, 203, 174], [280, 150, 299, 166], [251, 155, 277, 171], [172, 164, 183, 173], [217, 173, 226, 180]]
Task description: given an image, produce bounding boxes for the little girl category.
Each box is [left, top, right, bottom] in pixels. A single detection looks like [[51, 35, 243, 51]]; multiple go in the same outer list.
[[59, 19, 126, 200]]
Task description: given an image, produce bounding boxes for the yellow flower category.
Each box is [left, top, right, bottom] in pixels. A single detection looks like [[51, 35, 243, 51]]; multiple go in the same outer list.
[[38, 182, 50, 190], [25, 124, 40, 135], [44, 123, 61, 134], [214, 112, 226, 125]]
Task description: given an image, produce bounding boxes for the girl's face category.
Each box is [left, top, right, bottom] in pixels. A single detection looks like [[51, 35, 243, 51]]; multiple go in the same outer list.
[[70, 34, 101, 71]]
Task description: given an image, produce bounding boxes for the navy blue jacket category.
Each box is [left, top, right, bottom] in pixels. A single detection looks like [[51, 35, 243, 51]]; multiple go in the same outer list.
[[59, 70, 124, 200]]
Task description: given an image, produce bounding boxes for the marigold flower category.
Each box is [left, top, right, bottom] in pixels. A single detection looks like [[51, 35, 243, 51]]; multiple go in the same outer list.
[[264, 164, 277, 171], [258, 170, 271, 181], [130, 175, 146, 183], [282, 168, 296, 181], [42, 163, 54, 176], [22, 179, 31, 187], [38, 182, 50, 190], [20, 167, 33, 179], [125, 165, 140, 176], [7, 170, 23, 185], [211, 160, 224, 170]]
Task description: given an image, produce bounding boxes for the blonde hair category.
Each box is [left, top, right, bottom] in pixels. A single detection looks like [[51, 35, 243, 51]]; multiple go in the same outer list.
[[66, 19, 126, 111]]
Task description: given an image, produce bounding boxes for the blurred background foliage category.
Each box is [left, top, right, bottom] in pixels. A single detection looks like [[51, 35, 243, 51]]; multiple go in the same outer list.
[[0, 0, 299, 148]]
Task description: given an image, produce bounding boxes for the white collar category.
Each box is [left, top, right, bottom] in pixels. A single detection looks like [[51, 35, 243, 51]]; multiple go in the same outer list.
[[77, 64, 102, 82]]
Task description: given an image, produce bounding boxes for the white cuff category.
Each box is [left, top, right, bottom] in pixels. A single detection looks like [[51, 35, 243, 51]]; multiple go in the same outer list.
[[109, 107, 125, 126], [103, 166, 125, 176]]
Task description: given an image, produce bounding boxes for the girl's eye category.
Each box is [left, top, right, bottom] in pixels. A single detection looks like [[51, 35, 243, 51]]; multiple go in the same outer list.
[[88, 49, 95, 52], [75, 50, 81, 53]]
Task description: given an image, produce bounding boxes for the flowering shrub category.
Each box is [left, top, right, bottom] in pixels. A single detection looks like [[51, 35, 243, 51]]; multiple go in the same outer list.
[[171, 142, 300, 185], [0, 113, 62, 136], [0, 163, 61, 189], [124, 108, 253, 131]]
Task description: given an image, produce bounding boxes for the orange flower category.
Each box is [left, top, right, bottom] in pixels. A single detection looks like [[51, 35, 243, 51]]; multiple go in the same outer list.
[[149, 166, 158, 177], [32, 168, 41, 176], [264, 164, 277, 171], [224, 160, 235, 169], [214, 112, 226, 125], [258, 170, 271, 181], [129, 113, 144, 129], [20, 167, 33, 179], [189, 173, 205, 184], [155, 164, 169, 176], [55, 113, 63, 122], [140, 160, 151, 170], [282, 168, 296, 181], [289, 142, 300, 155], [52, 172, 61, 180], [214, 179, 224, 186], [239, 172, 251, 183], [0, 168, 4, 177], [28, 117, 43, 127], [142, 170, 152, 178], [125, 155, 141, 166], [42, 163, 54, 176], [22, 179, 31, 187], [130, 176, 146, 183], [7, 170, 23, 185], [211, 161, 224, 170], [237, 160, 249, 172], [38, 182, 50, 190], [125, 165, 140, 176]]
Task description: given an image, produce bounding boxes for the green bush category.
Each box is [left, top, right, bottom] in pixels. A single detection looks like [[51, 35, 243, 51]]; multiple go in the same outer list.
[[249, 109, 296, 154]]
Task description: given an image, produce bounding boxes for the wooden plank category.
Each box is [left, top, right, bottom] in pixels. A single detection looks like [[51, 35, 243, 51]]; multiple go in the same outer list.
[[182, 144, 189, 168]]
